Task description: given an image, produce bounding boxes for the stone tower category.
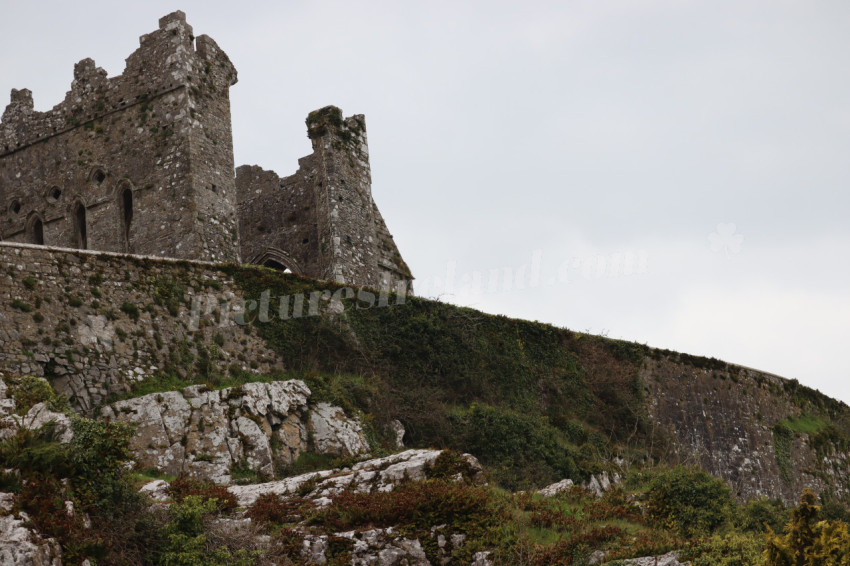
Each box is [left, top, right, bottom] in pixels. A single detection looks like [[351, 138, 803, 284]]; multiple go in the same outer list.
[[0, 11, 240, 262]]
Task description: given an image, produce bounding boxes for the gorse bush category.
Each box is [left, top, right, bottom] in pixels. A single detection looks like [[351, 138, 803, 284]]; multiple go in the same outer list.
[[764, 488, 850, 566], [684, 533, 765, 566]]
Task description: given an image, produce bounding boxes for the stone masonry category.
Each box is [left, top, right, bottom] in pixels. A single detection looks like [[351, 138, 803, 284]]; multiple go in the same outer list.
[[0, 12, 240, 263], [0, 242, 283, 413], [0, 11, 412, 292], [237, 107, 412, 292]]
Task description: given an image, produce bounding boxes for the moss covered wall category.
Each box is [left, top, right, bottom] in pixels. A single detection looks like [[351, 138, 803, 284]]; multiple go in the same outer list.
[[0, 242, 281, 412]]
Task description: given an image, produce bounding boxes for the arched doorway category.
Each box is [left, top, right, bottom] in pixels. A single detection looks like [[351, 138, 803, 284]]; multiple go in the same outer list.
[[248, 248, 303, 275]]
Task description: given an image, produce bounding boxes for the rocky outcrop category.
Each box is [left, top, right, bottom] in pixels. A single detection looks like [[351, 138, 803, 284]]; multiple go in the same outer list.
[[303, 529, 430, 566], [138, 449, 485, 566], [605, 551, 689, 566], [101, 380, 369, 484], [0, 492, 63, 566], [582, 471, 621, 498], [537, 478, 574, 497], [228, 448, 485, 507]]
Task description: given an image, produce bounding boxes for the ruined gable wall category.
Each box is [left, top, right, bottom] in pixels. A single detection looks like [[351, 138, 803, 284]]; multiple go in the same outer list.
[[236, 160, 323, 278], [0, 11, 239, 262], [236, 106, 412, 291]]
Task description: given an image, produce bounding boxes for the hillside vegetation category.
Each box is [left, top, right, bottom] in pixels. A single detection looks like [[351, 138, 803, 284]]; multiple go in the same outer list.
[[4, 264, 850, 564]]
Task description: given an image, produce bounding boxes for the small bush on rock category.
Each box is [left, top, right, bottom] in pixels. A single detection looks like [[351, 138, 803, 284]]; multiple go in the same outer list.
[[6, 375, 56, 415], [168, 474, 237, 513]]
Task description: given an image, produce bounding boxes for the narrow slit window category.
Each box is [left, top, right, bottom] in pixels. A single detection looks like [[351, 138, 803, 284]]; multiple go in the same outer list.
[[121, 188, 133, 252], [31, 217, 44, 245], [74, 203, 87, 249]]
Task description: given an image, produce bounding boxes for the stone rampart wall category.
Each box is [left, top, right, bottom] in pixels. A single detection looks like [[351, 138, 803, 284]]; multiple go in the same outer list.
[[0, 242, 280, 413]]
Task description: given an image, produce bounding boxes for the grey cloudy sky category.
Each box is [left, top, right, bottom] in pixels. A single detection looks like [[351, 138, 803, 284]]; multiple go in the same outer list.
[[2, 1, 849, 402]]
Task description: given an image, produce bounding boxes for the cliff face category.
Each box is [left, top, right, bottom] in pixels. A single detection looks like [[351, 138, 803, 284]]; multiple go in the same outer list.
[[1, 241, 848, 503]]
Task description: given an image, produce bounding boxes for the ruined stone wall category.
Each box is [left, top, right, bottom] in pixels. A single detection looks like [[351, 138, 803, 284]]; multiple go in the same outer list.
[[236, 160, 322, 278], [0, 11, 240, 263], [236, 106, 412, 292], [0, 242, 281, 414], [642, 357, 850, 505]]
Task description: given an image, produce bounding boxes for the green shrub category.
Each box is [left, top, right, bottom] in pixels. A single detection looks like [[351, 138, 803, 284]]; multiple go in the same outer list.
[[69, 416, 140, 515], [0, 415, 147, 563], [820, 499, 850, 523], [685, 533, 765, 566], [168, 474, 237, 513], [736, 496, 788, 533], [454, 403, 579, 490], [645, 466, 732, 536], [157, 496, 260, 566], [6, 375, 56, 415]]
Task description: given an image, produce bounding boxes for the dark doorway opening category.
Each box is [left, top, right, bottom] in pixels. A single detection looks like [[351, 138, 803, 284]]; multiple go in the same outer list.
[[263, 259, 293, 274]]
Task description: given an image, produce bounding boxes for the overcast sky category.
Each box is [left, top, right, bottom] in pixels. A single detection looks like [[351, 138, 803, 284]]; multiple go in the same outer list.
[[2, 1, 848, 404]]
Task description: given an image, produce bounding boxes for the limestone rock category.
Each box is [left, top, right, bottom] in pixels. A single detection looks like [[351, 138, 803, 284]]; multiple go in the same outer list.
[[139, 480, 170, 502], [0, 493, 63, 566], [100, 391, 191, 478], [388, 419, 405, 449], [471, 551, 493, 566], [0, 402, 73, 444], [308, 402, 369, 457], [102, 379, 366, 484], [582, 471, 620, 498], [537, 478, 574, 497], [615, 551, 689, 565], [229, 449, 484, 507], [302, 527, 431, 565], [0, 377, 15, 418]]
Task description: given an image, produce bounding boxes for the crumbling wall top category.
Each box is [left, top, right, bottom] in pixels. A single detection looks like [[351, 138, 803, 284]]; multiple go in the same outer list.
[[0, 11, 237, 156]]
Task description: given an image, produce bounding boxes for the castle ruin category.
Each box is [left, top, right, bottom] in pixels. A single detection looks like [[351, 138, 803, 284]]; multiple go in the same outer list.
[[0, 11, 412, 292]]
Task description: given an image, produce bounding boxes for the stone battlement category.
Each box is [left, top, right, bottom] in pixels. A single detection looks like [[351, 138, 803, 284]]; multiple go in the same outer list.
[[0, 11, 236, 156]]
